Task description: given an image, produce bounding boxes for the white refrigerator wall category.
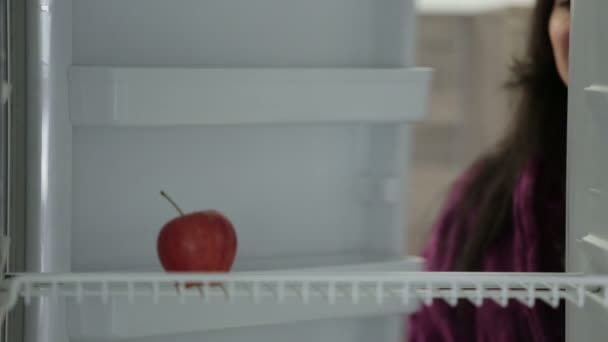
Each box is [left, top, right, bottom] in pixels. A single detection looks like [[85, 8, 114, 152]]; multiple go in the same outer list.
[[71, 124, 408, 272], [73, 0, 414, 67], [26, 1, 424, 342]]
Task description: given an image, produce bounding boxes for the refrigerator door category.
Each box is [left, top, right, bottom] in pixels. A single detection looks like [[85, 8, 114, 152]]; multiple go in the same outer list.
[[567, 0, 608, 340]]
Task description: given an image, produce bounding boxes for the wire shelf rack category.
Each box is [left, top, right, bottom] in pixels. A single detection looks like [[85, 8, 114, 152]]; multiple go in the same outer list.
[[2, 272, 608, 316]]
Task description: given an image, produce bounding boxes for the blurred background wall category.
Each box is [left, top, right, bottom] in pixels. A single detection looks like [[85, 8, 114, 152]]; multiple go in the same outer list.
[[407, 1, 534, 254]]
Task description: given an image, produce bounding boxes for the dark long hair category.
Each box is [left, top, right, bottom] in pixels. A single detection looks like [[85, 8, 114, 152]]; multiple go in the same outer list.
[[454, 0, 568, 271]]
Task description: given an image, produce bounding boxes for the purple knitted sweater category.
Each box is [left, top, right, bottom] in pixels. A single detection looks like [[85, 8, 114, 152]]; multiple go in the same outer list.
[[407, 157, 566, 341]]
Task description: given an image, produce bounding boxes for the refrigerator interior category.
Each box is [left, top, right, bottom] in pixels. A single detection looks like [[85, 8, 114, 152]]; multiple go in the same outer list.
[[71, 124, 412, 272], [23, 0, 431, 341], [1, 1, 605, 342]]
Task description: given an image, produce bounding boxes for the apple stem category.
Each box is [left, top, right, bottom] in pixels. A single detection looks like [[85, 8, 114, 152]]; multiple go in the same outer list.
[[160, 190, 185, 216]]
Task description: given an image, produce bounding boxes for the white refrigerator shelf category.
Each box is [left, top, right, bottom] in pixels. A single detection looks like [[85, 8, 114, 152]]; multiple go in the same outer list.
[[68, 66, 432, 127], [2, 271, 608, 339]]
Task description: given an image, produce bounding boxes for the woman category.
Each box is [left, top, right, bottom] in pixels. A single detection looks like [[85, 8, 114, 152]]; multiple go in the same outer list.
[[408, 0, 570, 341]]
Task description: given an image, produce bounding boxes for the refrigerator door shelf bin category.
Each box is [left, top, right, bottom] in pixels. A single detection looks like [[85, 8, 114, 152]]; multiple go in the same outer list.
[[2, 270, 608, 339], [577, 234, 608, 274], [585, 84, 608, 114]]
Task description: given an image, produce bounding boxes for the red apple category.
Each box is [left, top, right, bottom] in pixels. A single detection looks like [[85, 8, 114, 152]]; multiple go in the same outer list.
[[157, 191, 237, 287]]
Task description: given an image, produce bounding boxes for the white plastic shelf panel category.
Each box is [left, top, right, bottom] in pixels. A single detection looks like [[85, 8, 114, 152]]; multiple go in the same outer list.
[[416, 0, 534, 14], [68, 67, 432, 127], [2, 271, 608, 339]]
